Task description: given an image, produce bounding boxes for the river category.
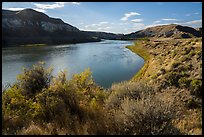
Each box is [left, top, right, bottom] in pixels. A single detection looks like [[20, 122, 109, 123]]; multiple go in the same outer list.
[[2, 40, 144, 88]]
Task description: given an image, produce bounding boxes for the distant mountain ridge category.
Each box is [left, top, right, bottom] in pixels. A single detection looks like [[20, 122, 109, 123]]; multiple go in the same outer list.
[[81, 31, 124, 40], [2, 9, 202, 47], [122, 24, 202, 39], [2, 9, 100, 46]]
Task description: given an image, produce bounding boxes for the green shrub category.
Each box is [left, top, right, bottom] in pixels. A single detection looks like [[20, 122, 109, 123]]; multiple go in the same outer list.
[[2, 84, 38, 134], [2, 63, 108, 135], [190, 79, 202, 97], [17, 61, 53, 97], [188, 50, 196, 57], [182, 47, 191, 55], [172, 51, 176, 58], [179, 56, 191, 62], [165, 72, 183, 87], [171, 62, 181, 69], [178, 77, 191, 88]]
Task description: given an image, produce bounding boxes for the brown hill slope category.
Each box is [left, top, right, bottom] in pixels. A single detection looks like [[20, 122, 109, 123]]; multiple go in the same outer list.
[[127, 37, 202, 134], [123, 24, 202, 39]]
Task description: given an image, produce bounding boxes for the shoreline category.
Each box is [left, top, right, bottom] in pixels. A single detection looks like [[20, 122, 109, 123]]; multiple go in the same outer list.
[[126, 39, 152, 81]]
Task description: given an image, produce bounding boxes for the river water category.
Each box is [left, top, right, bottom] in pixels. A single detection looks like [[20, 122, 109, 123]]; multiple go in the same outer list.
[[2, 40, 144, 88]]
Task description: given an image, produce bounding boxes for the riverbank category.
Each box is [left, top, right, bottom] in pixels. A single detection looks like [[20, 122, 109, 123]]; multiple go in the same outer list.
[[126, 39, 152, 81], [126, 37, 202, 135]]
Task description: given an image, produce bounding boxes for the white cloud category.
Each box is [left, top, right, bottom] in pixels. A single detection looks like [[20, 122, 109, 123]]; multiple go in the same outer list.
[[131, 19, 143, 23], [99, 21, 109, 24], [153, 20, 161, 24], [186, 12, 199, 17], [161, 18, 179, 21], [71, 2, 80, 5], [4, 8, 25, 11], [34, 2, 64, 9], [33, 2, 79, 10], [182, 19, 202, 26], [33, 8, 47, 13], [152, 19, 180, 26], [121, 12, 141, 21]]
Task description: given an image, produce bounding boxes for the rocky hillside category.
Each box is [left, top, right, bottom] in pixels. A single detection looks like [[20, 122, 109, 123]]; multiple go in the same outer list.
[[123, 24, 202, 39], [2, 9, 100, 47]]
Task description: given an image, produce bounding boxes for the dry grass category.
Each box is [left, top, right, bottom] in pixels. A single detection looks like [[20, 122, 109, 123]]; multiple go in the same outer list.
[[107, 81, 181, 135], [2, 37, 202, 135], [125, 37, 202, 135]]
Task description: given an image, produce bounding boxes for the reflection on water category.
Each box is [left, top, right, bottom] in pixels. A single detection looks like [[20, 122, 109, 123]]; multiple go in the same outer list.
[[2, 40, 144, 88]]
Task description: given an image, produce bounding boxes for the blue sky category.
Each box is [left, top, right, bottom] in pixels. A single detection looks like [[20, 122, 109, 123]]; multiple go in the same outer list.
[[2, 2, 202, 34]]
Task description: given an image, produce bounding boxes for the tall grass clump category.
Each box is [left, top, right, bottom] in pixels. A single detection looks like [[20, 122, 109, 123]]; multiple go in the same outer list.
[[106, 82, 181, 135]]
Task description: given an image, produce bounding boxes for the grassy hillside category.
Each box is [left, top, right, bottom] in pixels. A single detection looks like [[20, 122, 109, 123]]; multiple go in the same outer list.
[[2, 37, 202, 135], [127, 37, 202, 134]]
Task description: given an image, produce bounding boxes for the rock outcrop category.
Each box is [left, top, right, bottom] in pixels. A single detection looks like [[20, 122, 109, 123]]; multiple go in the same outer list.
[[2, 9, 100, 47]]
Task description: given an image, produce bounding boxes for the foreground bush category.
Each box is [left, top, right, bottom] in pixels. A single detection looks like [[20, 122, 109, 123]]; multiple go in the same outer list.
[[106, 82, 180, 135], [17, 62, 53, 97], [2, 62, 107, 135], [2, 62, 182, 135]]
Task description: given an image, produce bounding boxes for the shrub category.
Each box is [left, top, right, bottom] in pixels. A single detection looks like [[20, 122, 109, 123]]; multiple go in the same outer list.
[[2, 85, 37, 134], [165, 72, 183, 87], [188, 50, 196, 57], [171, 62, 181, 69], [111, 92, 180, 135], [17, 61, 53, 97], [178, 77, 191, 88], [179, 56, 191, 62], [182, 47, 191, 55], [172, 51, 176, 58], [105, 82, 182, 135], [106, 81, 154, 109], [2, 63, 108, 135], [190, 79, 202, 97]]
